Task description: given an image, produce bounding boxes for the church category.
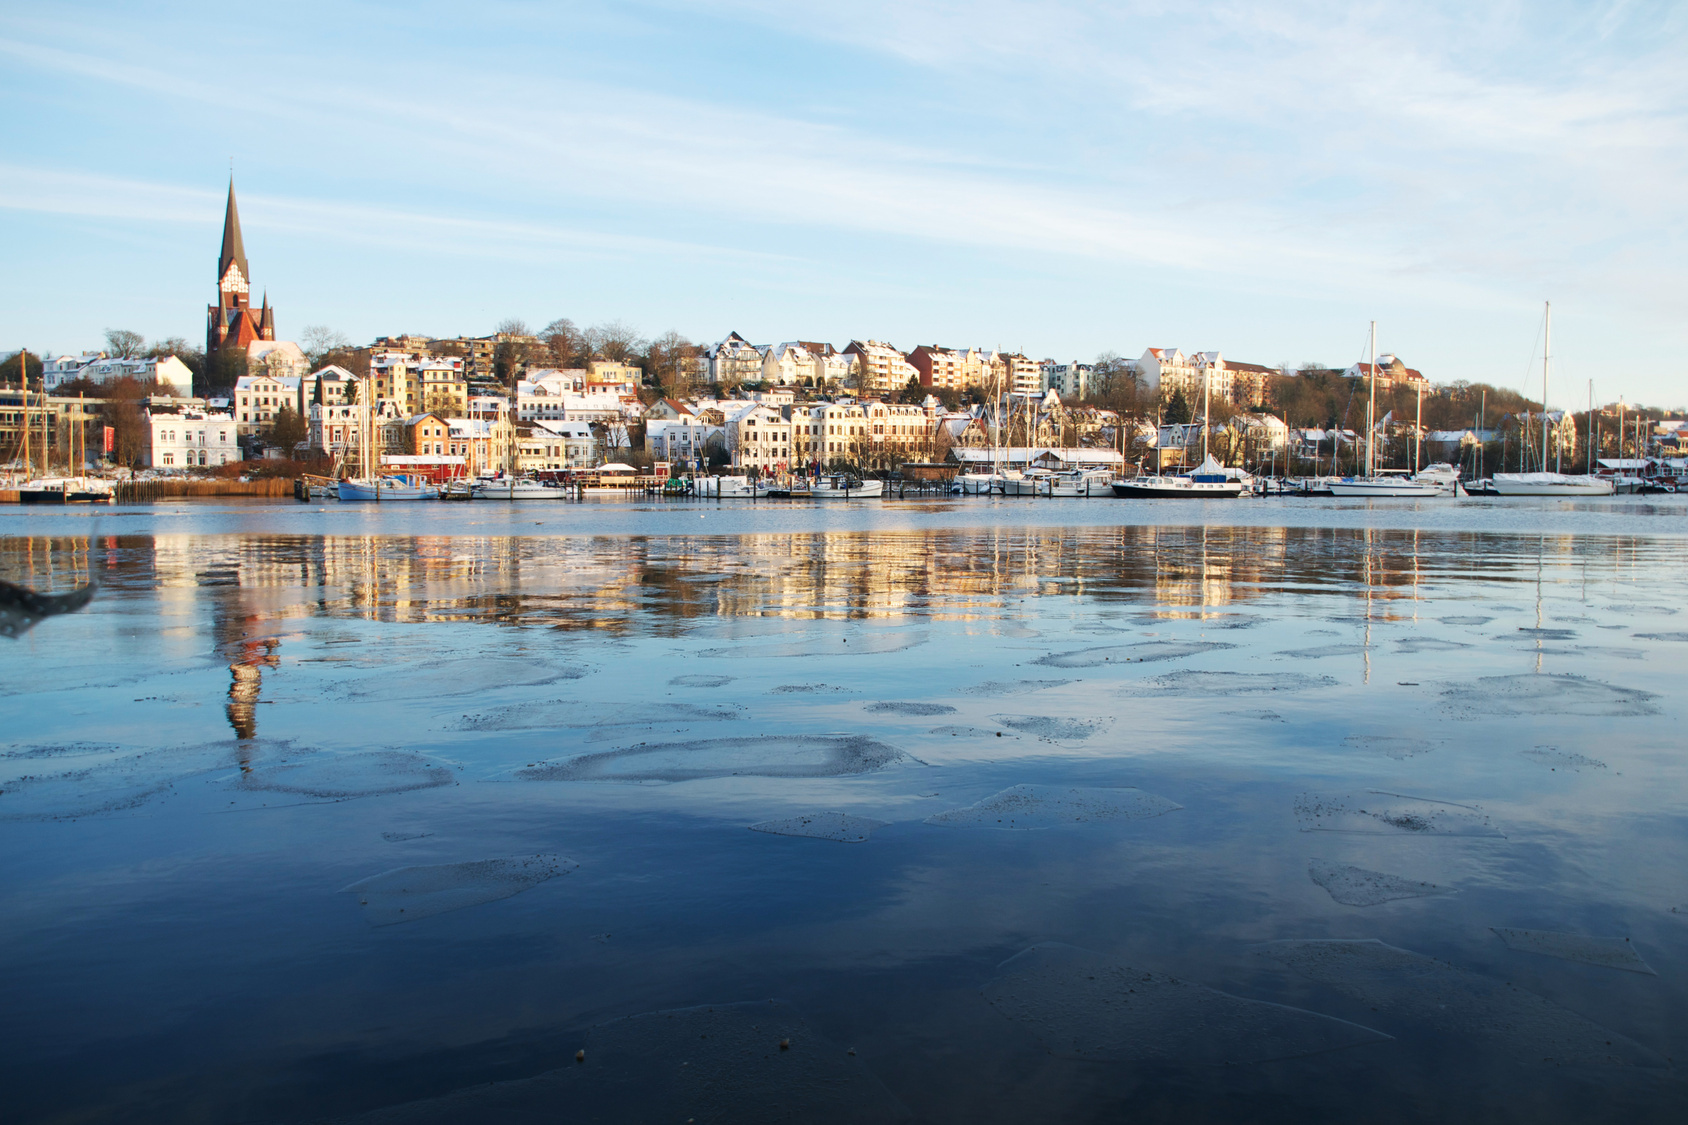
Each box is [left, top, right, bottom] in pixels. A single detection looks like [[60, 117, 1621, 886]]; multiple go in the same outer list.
[[205, 180, 277, 355]]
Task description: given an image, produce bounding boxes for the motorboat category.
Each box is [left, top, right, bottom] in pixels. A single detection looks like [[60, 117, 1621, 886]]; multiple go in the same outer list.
[[810, 474, 883, 498], [1329, 463, 1459, 498], [1463, 478, 1499, 496], [1491, 472, 1616, 497], [336, 475, 439, 501], [17, 476, 115, 504], [695, 475, 758, 498], [1111, 455, 1244, 499], [1046, 469, 1115, 497], [471, 474, 567, 499], [954, 473, 1000, 496]]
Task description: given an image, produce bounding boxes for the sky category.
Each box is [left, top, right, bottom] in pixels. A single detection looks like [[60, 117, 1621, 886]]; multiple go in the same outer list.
[[1, 0, 1684, 408]]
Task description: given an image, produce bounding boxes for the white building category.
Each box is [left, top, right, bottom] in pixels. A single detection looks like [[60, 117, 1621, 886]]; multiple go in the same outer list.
[[1041, 360, 1093, 400], [45, 354, 194, 396], [703, 332, 768, 385], [247, 340, 308, 382], [147, 409, 238, 469], [843, 340, 919, 395], [233, 373, 301, 436], [725, 403, 792, 469], [646, 418, 724, 466], [527, 419, 599, 471]]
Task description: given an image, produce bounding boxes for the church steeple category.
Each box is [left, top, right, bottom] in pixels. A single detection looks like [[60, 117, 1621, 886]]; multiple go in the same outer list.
[[218, 178, 249, 291]]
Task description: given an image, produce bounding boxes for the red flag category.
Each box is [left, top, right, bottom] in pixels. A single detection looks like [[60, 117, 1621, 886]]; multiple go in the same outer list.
[[102, 426, 115, 453]]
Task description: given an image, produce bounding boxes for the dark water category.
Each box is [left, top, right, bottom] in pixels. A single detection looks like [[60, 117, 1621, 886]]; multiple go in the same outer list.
[[3, 496, 1686, 1123]]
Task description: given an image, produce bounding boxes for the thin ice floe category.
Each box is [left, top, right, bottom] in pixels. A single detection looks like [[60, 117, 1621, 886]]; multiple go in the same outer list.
[[748, 811, 890, 842], [1308, 860, 1451, 906], [770, 683, 852, 694], [238, 749, 454, 800], [865, 701, 956, 716], [456, 701, 742, 732], [1144, 670, 1337, 695], [1276, 644, 1368, 659], [1344, 735, 1437, 760], [1, 743, 238, 819], [697, 631, 927, 659], [343, 854, 574, 925], [1492, 929, 1655, 974], [926, 784, 1180, 829], [669, 674, 734, 687], [333, 999, 909, 1123], [1439, 615, 1494, 626], [516, 735, 908, 783], [983, 943, 1388, 1065], [1260, 939, 1665, 1067], [1633, 631, 1688, 642], [1294, 791, 1502, 836], [1032, 640, 1233, 668], [927, 725, 1018, 739], [1393, 637, 1471, 653], [992, 715, 1110, 741], [1441, 674, 1658, 718], [960, 679, 1071, 695], [381, 830, 432, 842], [1514, 627, 1579, 640], [340, 658, 587, 702], [1519, 746, 1607, 772]]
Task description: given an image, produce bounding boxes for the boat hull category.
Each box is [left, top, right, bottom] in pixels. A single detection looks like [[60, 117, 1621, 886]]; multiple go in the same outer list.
[[1111, 478, 1243, 498], [336, 480, 439, 501], [1491, 473, 1615, 497], [1328, 479, 1448, 498]]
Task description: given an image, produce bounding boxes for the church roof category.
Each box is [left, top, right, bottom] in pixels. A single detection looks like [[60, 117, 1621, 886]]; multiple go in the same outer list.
[[219, 179, 249, 285]]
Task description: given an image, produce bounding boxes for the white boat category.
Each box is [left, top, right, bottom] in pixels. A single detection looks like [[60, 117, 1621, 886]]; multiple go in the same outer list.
[[810, 474, 883, 498], [471, 474, 567, 499], [695, 475, 758, 497], [1112, 455, 1243, 498], [1491, 472, 1616, 496], [336, 476, 439, 501], [954, 473, 1000, 495], [1329, 464, 1458, 498], [17, 476, 116, 504], [1046, 468, 1114, 497]]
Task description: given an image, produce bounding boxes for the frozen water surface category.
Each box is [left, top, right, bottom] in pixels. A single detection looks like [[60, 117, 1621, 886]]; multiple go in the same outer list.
[[1492, 929, 1655, 974], [748, 811, 891, 842], [926, 784, 1181, 829], [983, 943, 1389, 1065], [5, 500, 1688, 1122], [344, 854, 574, 925], [1308, 860, 1452, 906]]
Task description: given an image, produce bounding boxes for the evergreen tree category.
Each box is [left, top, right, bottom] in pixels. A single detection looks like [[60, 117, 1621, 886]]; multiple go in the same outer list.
[[1163, 388, 1192, 425]]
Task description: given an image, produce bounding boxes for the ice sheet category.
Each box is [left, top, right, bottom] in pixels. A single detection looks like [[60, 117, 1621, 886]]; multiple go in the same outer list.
[[456, 701, 743, 732], [1491, 929, 1654, 974], [1144, 670, 1337, 694], [1, 744, 236, 820], [698, 631, 927, 659], [343, 854, 574, 925], [748, 811, 890, 842], [991, 714, 1110, 741], [926, 784, 1181, 829], [1633, 631, 1688, 642], [1260, 939, 1665, 1067], [669, 674, 735, 687], [959, 679, 1072, 695], [1344, 735, 1437, 760], [865, 701, 956, 716], [1519, 746, 1607, 772], [339, 658, 587, 702], [516, 735, 909, 783], [1031, 640, 1233, 668], [238, 749, 455, 801], [1294, 791, 1502, 836], [1441, 674, 1658, 718], [1394, 637, 1471, 653], [983, 943, 1389, 1064], [332, 999, 910, 1123], [1277, 644, 1369, 659], [1308, 860, 1451, 906]]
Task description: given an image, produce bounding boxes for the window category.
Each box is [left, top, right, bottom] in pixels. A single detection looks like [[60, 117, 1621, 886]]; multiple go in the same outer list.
[[162, 453, 173, 465]]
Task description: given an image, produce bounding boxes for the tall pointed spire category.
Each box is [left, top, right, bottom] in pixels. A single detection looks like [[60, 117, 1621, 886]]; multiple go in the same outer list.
[[219, 178, 249, 287]]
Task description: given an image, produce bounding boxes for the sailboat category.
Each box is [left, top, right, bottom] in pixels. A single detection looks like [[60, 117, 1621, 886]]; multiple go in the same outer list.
[[336, 399, 437, 501], [11, 364, 113, 504], [1328, 323, 1453, 498], [1111, 357, 1243, 498], [1493, 302, 1614, 497]]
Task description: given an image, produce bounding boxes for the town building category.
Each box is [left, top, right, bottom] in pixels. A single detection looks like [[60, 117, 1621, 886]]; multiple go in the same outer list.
[[1041, 360, 1092, 400], [42, 354, 194, 396], [843, 340, 919, 395], [725, 403, 792, 470], [232, 373, 300, 437], [703, 332, 767, 386], [1344, 354, 1429, 391], [1001, 353, 1042, 397], [147, 408, 238, 469]]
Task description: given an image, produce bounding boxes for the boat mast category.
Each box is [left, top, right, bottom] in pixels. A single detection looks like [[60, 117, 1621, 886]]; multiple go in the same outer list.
[[19, 348, 29, 477], [1414, 379, 1422, 473], [1366, 321, 1376, 478], [1202, 359, 1210, 464], [1543, 301, 1552, 473], [1587, 379, 1593, 475]]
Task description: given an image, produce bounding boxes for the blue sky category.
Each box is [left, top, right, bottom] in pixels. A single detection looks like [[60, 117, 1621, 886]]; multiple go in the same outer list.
[[2, 1, 1684, 407]]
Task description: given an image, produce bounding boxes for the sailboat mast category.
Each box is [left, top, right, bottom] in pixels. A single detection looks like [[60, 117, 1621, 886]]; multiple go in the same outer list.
[[1202, 360, 1210, 462], [1366, 321, 1376, 477], [1542, 301, 1552, 473], [19, 348, 29, 476]]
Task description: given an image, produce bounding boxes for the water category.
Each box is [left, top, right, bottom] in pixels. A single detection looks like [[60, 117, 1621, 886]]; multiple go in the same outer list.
[[3, 495, 1686, 1123]]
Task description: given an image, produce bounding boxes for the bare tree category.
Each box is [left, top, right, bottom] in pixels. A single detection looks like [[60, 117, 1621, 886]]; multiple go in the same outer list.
[[104, 329, 145, 358], [300, 325, 352, 367], [541, 317, 584, 367], [586, 320, 645, 363], [495, 317, 532, 338], [643, 330, 696, 395]]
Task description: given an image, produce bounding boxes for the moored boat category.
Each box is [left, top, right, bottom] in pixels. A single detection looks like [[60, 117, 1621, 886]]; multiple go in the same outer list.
[[1491, 472, 1616, 497], [336, 475, 439, 501], [1111, 455, 1243, 499], [17, 477, 116, 504]]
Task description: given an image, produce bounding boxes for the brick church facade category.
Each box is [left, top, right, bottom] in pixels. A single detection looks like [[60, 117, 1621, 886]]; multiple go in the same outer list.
[[206, 180, 276, 355]]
